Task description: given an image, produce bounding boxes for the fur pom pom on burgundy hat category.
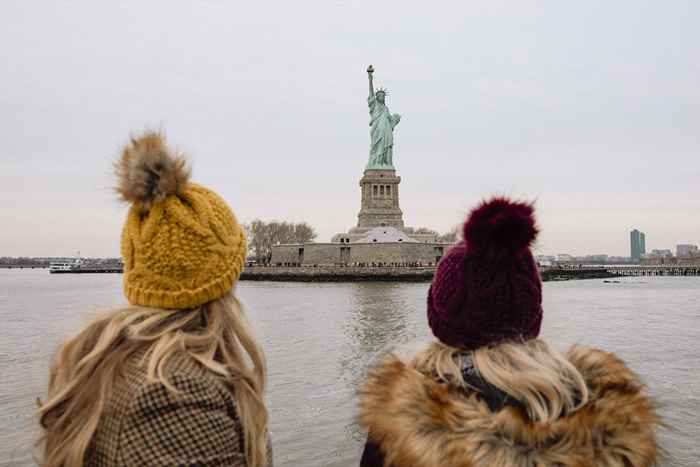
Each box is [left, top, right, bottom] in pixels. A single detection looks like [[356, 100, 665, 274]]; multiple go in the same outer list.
[[428, 197, 543, 350], [463, 197, 538, 252]]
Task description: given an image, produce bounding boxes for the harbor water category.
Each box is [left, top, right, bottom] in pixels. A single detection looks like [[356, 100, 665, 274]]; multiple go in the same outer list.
[[1, 269, 698, 466]]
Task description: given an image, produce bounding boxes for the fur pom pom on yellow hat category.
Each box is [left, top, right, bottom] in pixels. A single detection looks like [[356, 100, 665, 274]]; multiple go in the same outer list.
[[116, 132, 246, 309]]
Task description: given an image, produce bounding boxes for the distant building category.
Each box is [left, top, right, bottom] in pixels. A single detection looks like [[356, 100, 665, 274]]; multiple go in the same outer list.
[[643, 250, 675, 265], [649, 249, 673, 258], [608, 256, 634, 264], [677, 244, 699, 257], [556, 254, 574, 263], [630, 229, 646, 261], [585, 254, 609, 263], [535, 255, 556, 267]]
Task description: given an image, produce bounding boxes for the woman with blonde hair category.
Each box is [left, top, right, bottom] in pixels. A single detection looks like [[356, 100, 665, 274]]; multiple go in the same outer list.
[[358, 197, 662, 467], [38, 132, 271, 466]]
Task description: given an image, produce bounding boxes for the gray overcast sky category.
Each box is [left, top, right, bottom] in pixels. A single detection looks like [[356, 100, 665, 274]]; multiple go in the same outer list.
[[1, 0, 698, 257]]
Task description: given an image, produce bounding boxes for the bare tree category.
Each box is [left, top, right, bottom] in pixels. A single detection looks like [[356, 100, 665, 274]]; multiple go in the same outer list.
[[244, 220, 318, 263], [293, 222, 316, 243], [437, 224, 461, 244], [245, 220, 269, 262]]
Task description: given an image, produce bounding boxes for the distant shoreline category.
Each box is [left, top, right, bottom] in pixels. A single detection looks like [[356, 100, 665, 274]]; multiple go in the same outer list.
[[239, 266, 620, 283], [5, 265, 697, 280], [0, 265, 48, 269]]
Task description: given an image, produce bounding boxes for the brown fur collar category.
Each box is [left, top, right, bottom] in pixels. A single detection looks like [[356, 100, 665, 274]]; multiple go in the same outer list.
[[358, 346, 662, 467]]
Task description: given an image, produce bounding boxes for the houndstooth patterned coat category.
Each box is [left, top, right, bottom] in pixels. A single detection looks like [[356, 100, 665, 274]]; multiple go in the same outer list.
[[85, 349, 272, 466]]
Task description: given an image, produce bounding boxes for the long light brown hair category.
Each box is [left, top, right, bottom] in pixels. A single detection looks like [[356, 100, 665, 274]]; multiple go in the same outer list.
[[37, 291, 268, 467], [412, 338, 589, 422]]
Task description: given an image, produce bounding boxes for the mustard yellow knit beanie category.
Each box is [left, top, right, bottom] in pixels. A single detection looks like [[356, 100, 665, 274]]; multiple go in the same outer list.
[[116, 132, 246, 309]]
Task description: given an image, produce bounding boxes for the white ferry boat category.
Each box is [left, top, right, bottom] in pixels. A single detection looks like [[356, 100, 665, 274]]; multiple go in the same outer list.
[[49, 258, 83, 273]]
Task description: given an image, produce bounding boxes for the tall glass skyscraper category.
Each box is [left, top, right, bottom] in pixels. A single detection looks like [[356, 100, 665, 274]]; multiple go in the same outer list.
[[630, 229, 646, 260]]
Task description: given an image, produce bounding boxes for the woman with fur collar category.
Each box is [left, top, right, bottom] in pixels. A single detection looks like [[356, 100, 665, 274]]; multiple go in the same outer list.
[[358, 197, 662, 467]]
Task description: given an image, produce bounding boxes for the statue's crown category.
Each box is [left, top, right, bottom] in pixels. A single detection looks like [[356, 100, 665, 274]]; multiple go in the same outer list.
[[376, 87, 389, 95]]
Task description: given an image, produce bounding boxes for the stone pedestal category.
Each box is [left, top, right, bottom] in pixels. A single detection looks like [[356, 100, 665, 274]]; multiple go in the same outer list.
[[352, 169, 404, 232]]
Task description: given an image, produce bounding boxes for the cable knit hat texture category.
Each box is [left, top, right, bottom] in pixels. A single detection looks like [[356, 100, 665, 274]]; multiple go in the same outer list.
[[427, 197, 543, 350], [116, 132, 246, 309]]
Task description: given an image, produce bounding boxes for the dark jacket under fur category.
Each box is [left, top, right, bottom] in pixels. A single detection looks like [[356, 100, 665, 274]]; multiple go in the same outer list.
[[358, 345, 662, 467]]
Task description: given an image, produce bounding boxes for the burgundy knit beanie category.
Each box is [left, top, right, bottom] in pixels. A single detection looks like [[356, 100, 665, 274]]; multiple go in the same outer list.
[[427, 197, 543, 350]]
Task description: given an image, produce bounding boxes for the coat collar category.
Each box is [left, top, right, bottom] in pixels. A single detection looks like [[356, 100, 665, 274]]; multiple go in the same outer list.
[[358, 345, 662, 467]]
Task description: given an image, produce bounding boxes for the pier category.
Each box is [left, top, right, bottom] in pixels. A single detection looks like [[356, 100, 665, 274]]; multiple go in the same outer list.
[[561, 264, 700, 277]]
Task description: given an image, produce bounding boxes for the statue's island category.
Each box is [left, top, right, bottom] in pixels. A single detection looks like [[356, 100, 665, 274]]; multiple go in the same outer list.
[[245, 66, 453, 281]]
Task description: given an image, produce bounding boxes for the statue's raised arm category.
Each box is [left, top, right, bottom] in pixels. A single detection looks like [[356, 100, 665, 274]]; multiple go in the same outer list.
[[367, 64, 375, 98]]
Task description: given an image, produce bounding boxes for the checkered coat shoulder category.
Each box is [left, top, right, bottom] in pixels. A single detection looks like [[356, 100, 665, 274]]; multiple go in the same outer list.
[[86, 349, 271, 466]]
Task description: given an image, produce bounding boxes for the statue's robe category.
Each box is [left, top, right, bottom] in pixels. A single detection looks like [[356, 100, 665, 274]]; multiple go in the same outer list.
[[368, 95, 399, 168]]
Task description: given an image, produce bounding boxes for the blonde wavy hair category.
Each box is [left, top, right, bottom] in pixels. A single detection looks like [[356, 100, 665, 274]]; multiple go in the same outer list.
[[412, 338, 589, 422], [37, 291, 268, 467]]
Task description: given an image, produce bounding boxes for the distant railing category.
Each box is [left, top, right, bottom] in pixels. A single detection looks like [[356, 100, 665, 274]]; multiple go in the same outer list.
[[552, 264, 700, 276]]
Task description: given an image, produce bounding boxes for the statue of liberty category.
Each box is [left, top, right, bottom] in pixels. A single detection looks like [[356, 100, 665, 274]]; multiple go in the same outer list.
[[366, 65, 401, 169]]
